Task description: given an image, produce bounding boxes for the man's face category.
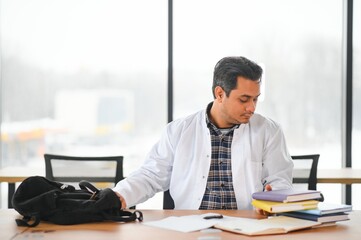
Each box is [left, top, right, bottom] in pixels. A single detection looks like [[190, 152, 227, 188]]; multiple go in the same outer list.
[[217, 76, 261, 127]]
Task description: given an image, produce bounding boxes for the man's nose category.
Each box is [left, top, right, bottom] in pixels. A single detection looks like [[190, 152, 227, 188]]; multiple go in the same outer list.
[[246, 101, 256, 113]]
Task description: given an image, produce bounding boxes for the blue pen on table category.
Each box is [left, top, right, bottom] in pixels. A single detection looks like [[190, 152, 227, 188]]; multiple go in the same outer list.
[[203, 214, 223, 220]]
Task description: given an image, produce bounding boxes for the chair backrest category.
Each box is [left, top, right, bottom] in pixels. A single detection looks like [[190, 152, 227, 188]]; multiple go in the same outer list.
[[291, 154, 320, 190], [163, 190, 174, 209], [44, 153, 124, 187]]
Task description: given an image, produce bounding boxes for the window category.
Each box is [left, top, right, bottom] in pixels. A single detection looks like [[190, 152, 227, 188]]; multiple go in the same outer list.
[[352, 0, 361, 209], [174, 0, 343, 202], [0, 0, 167, 209], [1, 0, 358, 210]]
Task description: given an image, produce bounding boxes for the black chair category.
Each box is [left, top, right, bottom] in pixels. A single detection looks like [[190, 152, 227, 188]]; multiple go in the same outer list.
[[163, 190, 174, 209], [44, 153, 124, 187], [292, 154, 320, 190], [44, 153, 139, 209]]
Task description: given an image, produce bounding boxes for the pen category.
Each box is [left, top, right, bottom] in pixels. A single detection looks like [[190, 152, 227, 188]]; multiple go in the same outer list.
[[203, 214, 223, 220]]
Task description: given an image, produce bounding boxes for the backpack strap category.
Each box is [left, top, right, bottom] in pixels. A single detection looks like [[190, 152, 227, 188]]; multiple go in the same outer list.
[[104, 210, 143, 222], [79, 180, 99, 193], [15, 215, 41, 227], [79, 180, 100, 199]]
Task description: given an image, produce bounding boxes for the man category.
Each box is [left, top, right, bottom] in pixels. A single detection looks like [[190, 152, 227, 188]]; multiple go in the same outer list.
[[113, 56, 293, 211]]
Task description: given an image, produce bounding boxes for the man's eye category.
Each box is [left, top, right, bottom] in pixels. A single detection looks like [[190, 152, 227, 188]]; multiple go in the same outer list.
[[240, 99, 248, 103]]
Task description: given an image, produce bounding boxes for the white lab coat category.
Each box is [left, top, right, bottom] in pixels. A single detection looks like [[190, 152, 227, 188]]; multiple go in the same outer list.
[[113, 109, 294, 209]]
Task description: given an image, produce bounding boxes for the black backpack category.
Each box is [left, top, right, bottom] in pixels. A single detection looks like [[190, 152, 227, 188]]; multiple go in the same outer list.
[[12, 176, 143, 227]]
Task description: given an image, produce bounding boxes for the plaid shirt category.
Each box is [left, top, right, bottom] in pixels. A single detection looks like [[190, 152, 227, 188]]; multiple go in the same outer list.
[[199, 103, 239, 210]]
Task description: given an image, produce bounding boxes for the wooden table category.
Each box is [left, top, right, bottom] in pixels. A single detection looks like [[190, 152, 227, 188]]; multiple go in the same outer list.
[[317, 169, 361, 184], [1, 167, 361, 207], [317, 168, 361, 205], [0, 166, 44, 208], [293, 168, 361, 205], [1, 209, 361, 240]]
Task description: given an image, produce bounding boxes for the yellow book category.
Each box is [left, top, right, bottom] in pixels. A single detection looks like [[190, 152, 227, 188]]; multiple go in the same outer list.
[[251, 199, 319, 213]]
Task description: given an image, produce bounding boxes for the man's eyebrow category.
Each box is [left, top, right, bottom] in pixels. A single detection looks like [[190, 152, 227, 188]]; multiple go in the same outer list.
[[239, 93, 261, 98]]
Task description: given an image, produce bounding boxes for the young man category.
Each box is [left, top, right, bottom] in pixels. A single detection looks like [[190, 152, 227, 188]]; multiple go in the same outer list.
[[113, 56, 293, 211]]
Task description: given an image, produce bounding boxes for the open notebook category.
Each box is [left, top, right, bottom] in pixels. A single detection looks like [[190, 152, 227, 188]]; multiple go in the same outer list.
[[143, 213, 321, 236]]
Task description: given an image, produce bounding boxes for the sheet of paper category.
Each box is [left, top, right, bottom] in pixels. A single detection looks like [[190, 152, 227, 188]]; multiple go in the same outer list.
[[142, 213, 235, 233]]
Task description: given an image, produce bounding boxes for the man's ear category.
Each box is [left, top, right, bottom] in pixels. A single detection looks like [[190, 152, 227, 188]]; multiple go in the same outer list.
[[214, 86, 224, 101]]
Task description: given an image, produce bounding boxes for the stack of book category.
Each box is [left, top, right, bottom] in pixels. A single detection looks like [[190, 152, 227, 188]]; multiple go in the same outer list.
[[280, 202, 352, 226], [251, 189, 352, 226], [251, 189, 322, 213]]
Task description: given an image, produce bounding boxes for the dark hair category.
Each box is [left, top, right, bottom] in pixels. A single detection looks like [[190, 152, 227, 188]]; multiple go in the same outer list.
[[212, 56, 263, 98]]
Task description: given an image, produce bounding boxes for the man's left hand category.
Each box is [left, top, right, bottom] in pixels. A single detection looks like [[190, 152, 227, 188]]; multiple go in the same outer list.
[[255, 184, 273, 216]]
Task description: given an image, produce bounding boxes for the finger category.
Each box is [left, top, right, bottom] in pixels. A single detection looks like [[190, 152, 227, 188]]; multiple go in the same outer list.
[[260, 210, 270, 216], [256, 208, 270, 216], [265, 184, 272, 191]]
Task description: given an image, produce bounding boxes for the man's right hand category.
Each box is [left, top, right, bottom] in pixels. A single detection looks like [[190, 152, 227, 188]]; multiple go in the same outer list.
[[114, 191, 127, 209]]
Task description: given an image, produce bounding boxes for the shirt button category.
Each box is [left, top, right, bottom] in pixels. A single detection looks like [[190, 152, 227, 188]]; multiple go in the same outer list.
[[222, 206, 226, 209], [221, 183, 224, 187]]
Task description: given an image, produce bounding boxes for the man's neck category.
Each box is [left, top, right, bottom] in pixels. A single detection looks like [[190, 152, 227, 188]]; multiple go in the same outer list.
[[208, 101, 234, 129]]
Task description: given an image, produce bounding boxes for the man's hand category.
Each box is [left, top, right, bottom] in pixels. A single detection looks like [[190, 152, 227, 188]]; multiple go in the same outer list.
[[255, 184, 273, 216], [114, 191, 127, 209]]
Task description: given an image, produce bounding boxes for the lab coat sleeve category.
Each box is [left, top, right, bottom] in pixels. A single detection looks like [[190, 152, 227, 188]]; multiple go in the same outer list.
[[112, 125, 174, 207], [261, 121, 294, 190]]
